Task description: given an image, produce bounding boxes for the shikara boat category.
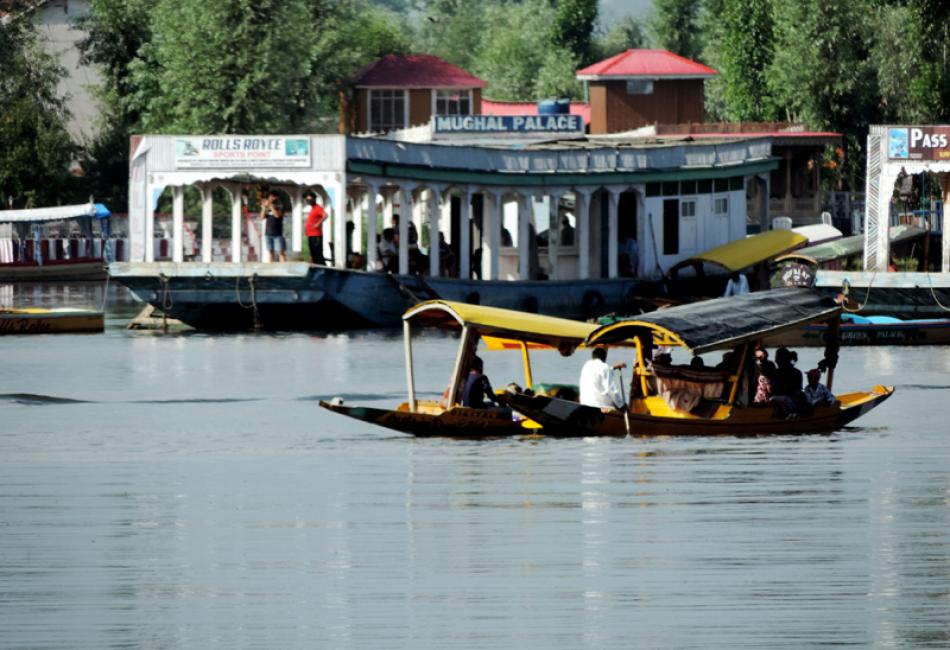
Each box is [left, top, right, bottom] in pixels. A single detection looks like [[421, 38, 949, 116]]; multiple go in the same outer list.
[[499, 288, 894, 436], [767, 312, 950, 347], [0, 307, 104, 334], [319, 300, 601, 437]]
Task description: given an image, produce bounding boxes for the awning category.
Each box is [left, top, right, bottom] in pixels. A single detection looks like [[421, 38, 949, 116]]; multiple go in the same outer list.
[[0, 203, 105, 224], [669, 229, 808, 275], [776, 225, 926, 265], [404, 300, 598, 348], [586, 287, 840, 354], [792, 223, 842, 244]]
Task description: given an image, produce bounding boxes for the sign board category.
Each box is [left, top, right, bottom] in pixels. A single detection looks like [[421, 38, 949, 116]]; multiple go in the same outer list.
[[778, 263, 816, 288], [434, 114, 584, 136], [174, 136, 311, 168], [887, 126, 950, 161]]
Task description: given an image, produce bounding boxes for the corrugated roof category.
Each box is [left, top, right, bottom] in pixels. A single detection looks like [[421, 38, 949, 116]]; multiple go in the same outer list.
[[577, 49, 717, 80], [350, 54, 487, 89]]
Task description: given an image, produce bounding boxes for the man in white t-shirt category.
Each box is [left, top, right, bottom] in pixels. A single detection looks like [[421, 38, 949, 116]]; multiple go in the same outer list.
[[579, 347, 626, 410]]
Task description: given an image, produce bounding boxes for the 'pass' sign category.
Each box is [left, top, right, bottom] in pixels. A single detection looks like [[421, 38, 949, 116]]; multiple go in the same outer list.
[[887, 126, 950, 161]]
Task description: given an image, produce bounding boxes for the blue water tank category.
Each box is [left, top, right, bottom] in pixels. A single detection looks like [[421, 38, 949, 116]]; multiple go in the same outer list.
[[538, 98, 570, 115]]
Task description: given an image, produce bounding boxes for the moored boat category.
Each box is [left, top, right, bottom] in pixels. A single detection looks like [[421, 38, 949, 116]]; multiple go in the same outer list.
[[0, 307, 104, 334], [319, 300, 603, 437], [767, 313, 950, 346], [499, 288, 894, 436]]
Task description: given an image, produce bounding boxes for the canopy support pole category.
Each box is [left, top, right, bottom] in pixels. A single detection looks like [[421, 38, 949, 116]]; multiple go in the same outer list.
[[447, 326, 474, 408], [521, 342, 533, 390], [404, 319, 416, 413], [727, 343, 749, 405]]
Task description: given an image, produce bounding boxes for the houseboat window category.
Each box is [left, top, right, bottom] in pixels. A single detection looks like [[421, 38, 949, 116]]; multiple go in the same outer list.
[[626, 79, 654, 95], [714, 178, 730, 193], [681, 180, 697, 195], [369, 89, 406, 132], [729, 176, 744, 191], [681, 200, 697, 218], [698, 179, 712, 194], [645, 182, 661, 197], [435, 89, 471, 116], [714, 196, 729, 215], [662, 181, 678, 196]]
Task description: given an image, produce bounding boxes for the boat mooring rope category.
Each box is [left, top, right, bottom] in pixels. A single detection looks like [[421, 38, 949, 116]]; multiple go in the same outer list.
[[840, 274, 876, 313], [926, 273, 950, 313], [235, 274, 262, 330], [159, 273, 173, 332]]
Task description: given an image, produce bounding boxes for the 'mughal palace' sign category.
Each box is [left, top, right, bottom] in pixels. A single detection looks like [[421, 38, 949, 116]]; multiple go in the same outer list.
[[434, 114, 584, 136]]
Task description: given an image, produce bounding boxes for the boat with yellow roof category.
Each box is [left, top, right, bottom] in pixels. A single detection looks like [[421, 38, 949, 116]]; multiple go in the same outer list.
[[0, 307, 104, 334], [319, 300, 601, 437]]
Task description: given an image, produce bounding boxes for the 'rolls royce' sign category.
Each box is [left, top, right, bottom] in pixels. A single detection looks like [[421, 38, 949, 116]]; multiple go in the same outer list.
[[175, 136, 311, 168], [887, 126, 950, 161]]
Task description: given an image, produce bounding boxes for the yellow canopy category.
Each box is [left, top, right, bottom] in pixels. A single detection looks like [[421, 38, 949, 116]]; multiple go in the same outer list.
[[670, 230, 808, 274], [403, 300, 598, 349]]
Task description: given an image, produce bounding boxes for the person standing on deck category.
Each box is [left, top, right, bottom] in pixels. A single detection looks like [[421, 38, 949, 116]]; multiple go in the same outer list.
[[579, 347, 626, 411], [304, 192, 327, 264], [261, 191, 287, 262]]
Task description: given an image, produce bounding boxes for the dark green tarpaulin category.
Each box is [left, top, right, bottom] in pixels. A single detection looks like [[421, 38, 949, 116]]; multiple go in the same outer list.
[[588, 287, 841, 353]]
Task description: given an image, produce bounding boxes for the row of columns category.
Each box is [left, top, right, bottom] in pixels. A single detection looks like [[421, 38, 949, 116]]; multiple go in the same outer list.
[[158, 180, 633, 280]]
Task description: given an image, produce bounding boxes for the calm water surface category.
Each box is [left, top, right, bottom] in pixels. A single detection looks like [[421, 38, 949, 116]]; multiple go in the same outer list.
[[1, 283, 949, 649]]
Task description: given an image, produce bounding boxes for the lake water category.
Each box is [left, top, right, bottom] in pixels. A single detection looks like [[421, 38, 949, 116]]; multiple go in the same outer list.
[[2, 283, 950, 649]]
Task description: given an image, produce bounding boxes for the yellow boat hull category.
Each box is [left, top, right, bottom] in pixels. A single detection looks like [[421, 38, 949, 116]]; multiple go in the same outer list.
[[0, 308, 104, 334]]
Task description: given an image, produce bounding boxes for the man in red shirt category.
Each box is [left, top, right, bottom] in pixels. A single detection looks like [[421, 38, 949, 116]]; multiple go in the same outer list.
[[304, 192, 327, 264]]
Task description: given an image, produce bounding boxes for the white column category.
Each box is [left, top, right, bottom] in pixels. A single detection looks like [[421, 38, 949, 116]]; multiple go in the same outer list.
[[366, 184, 379, 271], [383, 188, 395, 227], [459, 190, 472, 280], [320, 192, 331, 264], [941, 174, 950, 273], [428, 189, 440, 277], [229, 186, 243, 263], [145, 189, 155, 262], [518, 193, 531, 280], [352, 190, 364, 265], [607, 188, 619, 278], [398, 187, 411, 275], [200, 184, 213, 263], [577, 190, 591, 280], [291, 186, 303, 254], [172, 185, 184, 263], [333, 182, 347, 269]]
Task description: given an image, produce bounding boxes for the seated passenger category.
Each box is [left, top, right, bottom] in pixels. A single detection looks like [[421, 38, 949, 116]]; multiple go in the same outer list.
[[753, 348, 775, 404], [803, 368, 836, 407], [461, 355, 500, 408]]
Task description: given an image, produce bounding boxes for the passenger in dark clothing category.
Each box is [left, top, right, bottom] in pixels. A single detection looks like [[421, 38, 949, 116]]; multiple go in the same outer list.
[[771, 347, 803, 397], [461, 355, 499, 408]]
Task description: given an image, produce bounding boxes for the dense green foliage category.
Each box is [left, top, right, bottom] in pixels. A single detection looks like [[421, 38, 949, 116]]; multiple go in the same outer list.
[[6, 0, 950, 208], [0, 8, 77, 208]]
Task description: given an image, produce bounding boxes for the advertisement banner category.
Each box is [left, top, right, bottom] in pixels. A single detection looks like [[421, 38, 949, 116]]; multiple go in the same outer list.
[[887, 126, 950, 161], [175, 136, 311, 168]]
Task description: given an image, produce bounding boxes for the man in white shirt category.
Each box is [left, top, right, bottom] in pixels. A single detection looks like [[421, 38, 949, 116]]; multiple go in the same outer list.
[[579, 347, 626, 410], [723, 271, 750, 297]]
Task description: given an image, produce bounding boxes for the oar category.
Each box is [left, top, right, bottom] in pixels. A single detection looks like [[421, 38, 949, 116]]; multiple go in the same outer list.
[[617, 367, 631, 437]]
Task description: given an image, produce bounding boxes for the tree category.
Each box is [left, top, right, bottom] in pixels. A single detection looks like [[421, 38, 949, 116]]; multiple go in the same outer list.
[[594, 15, 648, 60], [650, 0, 703, 61], [716, 0, 776, 121], [416, 0, 487, 74], [0, 7, 76, 207], [769, 0, 878, 186], [552, 0, 598, 67]]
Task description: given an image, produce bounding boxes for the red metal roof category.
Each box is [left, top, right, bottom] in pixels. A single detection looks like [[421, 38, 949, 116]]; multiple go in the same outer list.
[[350, 54, 487, 89], [577, 49, 717, 79], [481, 99, 590, 126]]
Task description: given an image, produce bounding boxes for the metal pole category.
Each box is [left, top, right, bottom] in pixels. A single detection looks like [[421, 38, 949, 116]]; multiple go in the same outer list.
[[404, 319, 416, 412]]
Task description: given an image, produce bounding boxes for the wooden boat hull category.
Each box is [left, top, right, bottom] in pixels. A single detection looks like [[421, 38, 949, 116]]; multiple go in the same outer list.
[[0, 308, 104, 334], [770, 318, 950, 346], [110, 262, 648, 331], [499, 386, 894, 437], [0, 260, 107, 282], [319, 400, 543, 438]]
